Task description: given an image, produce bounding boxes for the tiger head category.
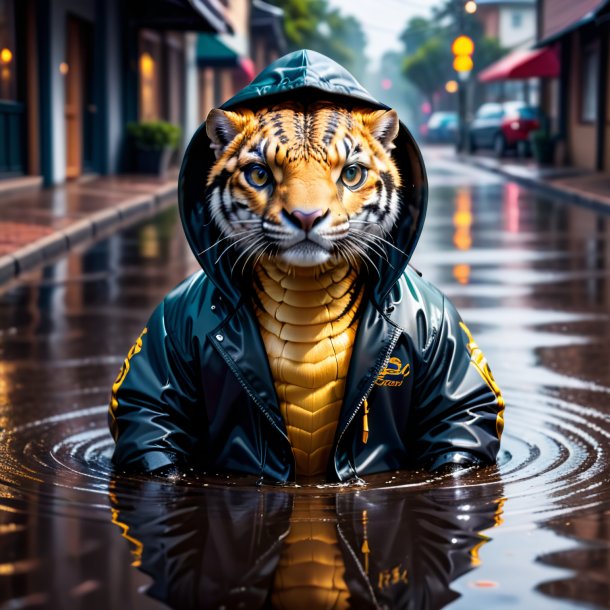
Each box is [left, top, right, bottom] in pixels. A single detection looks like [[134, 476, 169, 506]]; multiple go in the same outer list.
[[204, 101, 401, 269]]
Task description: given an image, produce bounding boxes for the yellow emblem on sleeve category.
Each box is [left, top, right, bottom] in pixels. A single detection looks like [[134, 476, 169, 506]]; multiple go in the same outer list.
[[459, 322, 504, 438], [109, 327, 148, 415]]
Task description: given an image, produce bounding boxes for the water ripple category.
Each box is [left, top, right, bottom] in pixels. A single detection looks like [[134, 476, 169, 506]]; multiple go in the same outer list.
[[1, 390, 609, 522]]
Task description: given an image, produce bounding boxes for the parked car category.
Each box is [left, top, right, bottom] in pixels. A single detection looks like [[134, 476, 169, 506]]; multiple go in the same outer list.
[[424, 111, 458, 143], [467, 102, 541, 157]]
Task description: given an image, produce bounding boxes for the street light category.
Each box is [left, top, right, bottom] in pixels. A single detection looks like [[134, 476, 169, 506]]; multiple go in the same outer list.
[[465, 1, 477, 14], [445, 80, 459, 94], [451, 35, 474, 151]]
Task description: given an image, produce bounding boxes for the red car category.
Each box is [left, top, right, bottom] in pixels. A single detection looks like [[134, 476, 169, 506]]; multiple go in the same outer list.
[[468, 102, 541, 157]]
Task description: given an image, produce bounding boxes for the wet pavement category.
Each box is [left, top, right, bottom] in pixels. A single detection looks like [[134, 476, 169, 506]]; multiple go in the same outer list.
[[0, 174, 178, 285], [1, 151, 610, 609]]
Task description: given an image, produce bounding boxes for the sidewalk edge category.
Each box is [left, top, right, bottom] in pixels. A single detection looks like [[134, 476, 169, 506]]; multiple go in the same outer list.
[[0, 185, 178, 286]]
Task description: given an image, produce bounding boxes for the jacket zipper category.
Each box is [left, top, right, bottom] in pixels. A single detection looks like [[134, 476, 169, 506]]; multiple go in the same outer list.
[[335, 325, 401, 458], [211, 335, 294, 467]]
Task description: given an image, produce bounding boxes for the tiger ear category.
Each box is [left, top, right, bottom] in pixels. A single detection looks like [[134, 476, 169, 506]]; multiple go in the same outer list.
[[206, 108, 253, 158], [362, 109, 400, 151]]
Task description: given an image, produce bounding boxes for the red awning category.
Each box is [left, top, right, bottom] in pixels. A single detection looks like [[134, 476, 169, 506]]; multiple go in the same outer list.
[[478, 47, 560, 82]]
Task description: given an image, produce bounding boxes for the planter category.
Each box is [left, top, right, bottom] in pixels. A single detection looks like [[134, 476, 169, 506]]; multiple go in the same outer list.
[[530, 134, 555, 165], [134, 148, 173, 177]]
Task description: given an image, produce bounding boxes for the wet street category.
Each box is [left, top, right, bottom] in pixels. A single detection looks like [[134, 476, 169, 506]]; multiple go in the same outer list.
[[1, 149, 610, 609]]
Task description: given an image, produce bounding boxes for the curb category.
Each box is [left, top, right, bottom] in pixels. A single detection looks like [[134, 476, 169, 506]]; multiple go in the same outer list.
[[459, 155, 610, 214], [0, 185, 178, 287]]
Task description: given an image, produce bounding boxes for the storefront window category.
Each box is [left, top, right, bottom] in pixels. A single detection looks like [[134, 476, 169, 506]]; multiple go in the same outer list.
[[139, 31, 162, 121], [0, 0, 17, 101], [581, 42, 599, 123]]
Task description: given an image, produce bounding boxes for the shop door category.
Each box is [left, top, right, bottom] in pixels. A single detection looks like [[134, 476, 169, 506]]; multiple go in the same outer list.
[[65, 15, 93, 179]]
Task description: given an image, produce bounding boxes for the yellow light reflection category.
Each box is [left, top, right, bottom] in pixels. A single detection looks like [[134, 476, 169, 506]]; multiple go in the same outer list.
[[453, 188, 473, 251], [453, 263, 471, 285], [59, 62, 69, 75], [0, 361, 15, 411], [0, 48, 12, 64], [139, 225, 160, 259]]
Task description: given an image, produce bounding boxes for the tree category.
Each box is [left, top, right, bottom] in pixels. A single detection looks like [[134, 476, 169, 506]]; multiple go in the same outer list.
[[268, 0, 368, 81], [403, 38, 454, 109], [399, 5, 506, 109]]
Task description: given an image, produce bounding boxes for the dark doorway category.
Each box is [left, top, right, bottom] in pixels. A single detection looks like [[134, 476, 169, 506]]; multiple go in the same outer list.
[[65, 14, 94, 179]]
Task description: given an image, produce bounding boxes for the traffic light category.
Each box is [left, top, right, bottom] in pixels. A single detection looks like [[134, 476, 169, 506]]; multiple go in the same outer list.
[[451, 35, 474, 80]]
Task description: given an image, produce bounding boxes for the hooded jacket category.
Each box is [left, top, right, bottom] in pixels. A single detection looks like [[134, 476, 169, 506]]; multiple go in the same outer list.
[[109, 50, 504, 482]]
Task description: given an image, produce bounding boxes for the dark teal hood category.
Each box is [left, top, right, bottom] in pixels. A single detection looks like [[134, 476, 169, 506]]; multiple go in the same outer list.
[[178, 49, 428, 307]]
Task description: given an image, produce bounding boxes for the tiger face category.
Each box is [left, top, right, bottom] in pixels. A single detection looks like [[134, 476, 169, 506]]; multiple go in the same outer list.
[[205, 101, 401, 269]]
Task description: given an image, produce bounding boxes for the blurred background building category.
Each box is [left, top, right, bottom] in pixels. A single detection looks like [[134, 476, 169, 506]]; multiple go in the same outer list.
[[536, 0, 610, 172], [0, 0, 285, 187], [2, 0, 610, 190]]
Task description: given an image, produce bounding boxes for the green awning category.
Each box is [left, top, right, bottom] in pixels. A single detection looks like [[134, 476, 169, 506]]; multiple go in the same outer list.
[[197, 33, 239, 67]]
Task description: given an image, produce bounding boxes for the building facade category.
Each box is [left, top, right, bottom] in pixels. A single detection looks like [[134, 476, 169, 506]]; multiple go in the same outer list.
[[476, 0, 537, 50], [196, 0, 286, 122], [537, 0, 610, 171], [0, 0, 232, 186]]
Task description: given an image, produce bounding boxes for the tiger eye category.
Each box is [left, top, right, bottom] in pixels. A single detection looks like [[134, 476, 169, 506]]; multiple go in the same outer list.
[[244, 164, 272, 189], [340, 164, 367, 190]]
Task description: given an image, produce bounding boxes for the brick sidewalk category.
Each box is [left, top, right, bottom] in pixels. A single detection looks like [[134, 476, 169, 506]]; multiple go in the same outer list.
[[0, 173, 178, 285]]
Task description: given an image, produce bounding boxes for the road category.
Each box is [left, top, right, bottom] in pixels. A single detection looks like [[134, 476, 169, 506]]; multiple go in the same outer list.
[[0, 149, 609, 609]]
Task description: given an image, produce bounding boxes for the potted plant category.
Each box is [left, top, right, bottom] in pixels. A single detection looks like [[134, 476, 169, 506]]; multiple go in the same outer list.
[[127, 121, 182, 177], [529, 130, 555, 165]]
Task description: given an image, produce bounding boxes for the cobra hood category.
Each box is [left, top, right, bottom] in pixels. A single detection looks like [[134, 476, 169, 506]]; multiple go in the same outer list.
[[179, 49, 428, 307]]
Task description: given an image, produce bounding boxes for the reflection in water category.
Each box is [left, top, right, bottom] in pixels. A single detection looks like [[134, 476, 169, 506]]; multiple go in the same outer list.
[[503, 183, 521, 234], [110, 477, 504, 610], [452, 263, 471, 285], [452, 188, 473, 286], [452, 188, 472, 252]]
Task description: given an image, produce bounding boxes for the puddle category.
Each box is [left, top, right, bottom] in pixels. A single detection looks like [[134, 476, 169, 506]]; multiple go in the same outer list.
[[1, 180, 610, 608]]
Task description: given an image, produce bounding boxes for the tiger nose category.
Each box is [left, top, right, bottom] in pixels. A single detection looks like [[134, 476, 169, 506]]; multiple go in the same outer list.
[[283, 208, 329, 231]]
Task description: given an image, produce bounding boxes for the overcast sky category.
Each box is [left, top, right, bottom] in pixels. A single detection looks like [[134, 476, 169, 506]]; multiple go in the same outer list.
[[327, 0, 439, 64]]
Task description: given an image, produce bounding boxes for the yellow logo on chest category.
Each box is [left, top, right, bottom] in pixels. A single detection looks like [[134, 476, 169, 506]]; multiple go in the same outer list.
[[375, 356, 410, 387]]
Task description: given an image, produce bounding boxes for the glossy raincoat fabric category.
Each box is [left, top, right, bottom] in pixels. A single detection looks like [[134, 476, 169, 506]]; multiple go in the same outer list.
[[109, 50, 504, 482]]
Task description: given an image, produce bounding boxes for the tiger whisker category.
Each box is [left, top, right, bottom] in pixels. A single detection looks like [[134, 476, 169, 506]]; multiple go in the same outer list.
[[250, 242, 273, 273], [349, 220, 394, 241], [349, 228, 406, 258], [346, 232, 391, 264], [346, 240, 381, 279], [197, 230, 250, 256], [337, 242, 358, 271], [241, 238, 269, 275], [341, 240, 369, 275], [214, 232, 259, 264], [230, 236, 266, 275]]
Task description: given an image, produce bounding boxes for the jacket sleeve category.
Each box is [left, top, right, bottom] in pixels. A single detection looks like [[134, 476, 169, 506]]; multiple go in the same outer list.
[[413, 296, 504, 471], [108, 300, 203, 473]]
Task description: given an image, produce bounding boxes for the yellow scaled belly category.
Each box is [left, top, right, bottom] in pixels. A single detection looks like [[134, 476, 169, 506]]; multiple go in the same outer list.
[[254, 260, 362, 476]]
